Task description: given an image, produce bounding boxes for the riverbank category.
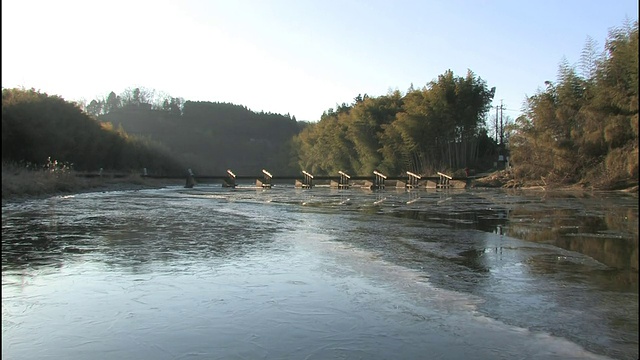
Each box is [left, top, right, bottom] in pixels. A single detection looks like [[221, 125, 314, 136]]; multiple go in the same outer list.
[[1, 166, 180, 204], [470, 169, 639, 193], [3, 167, 637, 205]]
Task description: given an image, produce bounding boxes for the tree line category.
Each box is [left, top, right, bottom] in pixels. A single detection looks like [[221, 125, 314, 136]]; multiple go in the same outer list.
[[3, 85, 304, 177], [84, 87, 185, 117]]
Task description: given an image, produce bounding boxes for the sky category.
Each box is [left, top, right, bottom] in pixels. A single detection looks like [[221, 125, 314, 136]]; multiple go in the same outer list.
[[2, 0, 638, 122]]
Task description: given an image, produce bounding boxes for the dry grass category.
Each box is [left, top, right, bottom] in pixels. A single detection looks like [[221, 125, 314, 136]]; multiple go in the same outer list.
[[2, 164, 172, 202], [471, 168, 638, 192]]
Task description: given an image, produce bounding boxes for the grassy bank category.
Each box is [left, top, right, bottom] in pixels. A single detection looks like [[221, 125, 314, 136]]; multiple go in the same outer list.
[[1, 164, 177, 203]]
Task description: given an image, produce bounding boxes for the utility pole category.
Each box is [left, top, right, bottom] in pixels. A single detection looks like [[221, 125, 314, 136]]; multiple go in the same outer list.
[[495, 104, 499, 143], [499, 100, 505, 145]]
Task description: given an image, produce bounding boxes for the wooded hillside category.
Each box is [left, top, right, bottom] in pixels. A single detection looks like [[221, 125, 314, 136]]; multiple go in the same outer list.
[[2, 88, 184, 175], [98, 100, 302, 175]]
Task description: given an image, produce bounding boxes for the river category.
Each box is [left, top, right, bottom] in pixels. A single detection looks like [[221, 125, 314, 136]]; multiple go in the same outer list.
[[2, 185, 638, 359]]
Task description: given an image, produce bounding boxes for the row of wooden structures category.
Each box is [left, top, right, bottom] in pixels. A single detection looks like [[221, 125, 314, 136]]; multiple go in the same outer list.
[[182, 169, 467, 190]]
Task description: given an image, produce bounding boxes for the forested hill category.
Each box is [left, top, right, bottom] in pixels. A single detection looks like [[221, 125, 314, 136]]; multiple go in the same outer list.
[[1, 88, 185, 175], [99, 100, 305, 175]]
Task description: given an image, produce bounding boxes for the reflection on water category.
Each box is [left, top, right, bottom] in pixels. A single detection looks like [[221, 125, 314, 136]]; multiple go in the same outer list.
[[2, 187, 638, 360], [509, 205, 638, 292], [509, 206, 638, 268], [392, 190, 638, 286]]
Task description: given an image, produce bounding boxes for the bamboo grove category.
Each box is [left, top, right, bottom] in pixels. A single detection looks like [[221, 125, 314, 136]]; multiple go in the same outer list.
[[510, 20, 638, 188], [293, 70, 497, 177]]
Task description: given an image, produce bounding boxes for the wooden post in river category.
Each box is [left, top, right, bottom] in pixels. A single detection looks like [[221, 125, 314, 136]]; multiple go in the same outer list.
[[185, 168, 196, 188]]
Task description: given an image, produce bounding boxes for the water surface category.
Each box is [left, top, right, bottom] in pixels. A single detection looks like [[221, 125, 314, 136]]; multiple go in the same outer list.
[[2, 186, 638, 359]]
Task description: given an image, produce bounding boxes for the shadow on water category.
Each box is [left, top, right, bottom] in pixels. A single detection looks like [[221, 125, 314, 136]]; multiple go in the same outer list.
[[2, 211, 76, 271], [1, 193, 286, 273]]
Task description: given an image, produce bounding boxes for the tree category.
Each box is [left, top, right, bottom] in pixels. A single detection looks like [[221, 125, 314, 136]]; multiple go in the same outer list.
[[579, 36, 603, 81], [104, 91, 121, 114], [86, 99, 104, 117]]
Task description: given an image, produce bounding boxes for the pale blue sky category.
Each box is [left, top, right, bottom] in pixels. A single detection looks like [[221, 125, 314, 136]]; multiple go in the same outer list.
[[2, 0, 637, 121]]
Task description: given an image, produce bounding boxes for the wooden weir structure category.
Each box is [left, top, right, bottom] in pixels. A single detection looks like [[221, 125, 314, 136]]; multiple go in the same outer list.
[[295, 171, 314, 189], [372, 170, 387, 190], [437, 172, 452, 188], [337, 171, 351, 189], [137, 168, 467, 190], [223, 169, 237, 188], [403, 171, 422, 189], [256, 169, 273, 188]]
